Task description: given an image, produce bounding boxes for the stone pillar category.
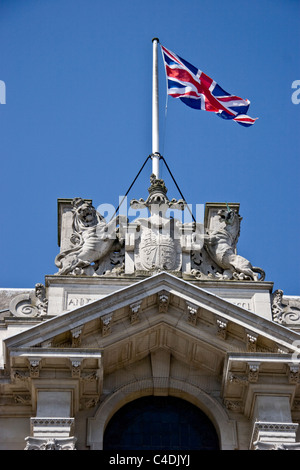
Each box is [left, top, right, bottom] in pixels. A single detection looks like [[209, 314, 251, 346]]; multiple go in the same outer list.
[[181, 227, 194, 274], [250, 395, 300, 450], [25, 391, 76, 450], [125, 222, 138, 274], [57, 198, 92, 253]]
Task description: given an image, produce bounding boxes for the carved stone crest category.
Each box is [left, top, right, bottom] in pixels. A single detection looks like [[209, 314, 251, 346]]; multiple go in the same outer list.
[[129, 175, 191, 273], [136, 224, 182, 271], [54, 187, 266, 283]]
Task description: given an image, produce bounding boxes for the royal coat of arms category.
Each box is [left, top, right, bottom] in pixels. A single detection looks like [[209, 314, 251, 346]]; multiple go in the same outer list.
[[135, 225, 182, 272]]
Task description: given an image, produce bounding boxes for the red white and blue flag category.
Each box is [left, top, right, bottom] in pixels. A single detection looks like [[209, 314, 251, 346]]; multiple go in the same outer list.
[[161, 45, 257, 127]]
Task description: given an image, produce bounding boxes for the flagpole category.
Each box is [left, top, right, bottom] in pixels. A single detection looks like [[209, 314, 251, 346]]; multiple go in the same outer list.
[[152, 37, 160, 179]]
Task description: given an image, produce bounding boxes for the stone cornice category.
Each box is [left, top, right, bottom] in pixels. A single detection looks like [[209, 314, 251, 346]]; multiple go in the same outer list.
[[4, 272, 300, 360], [45, 273, 274, 291]]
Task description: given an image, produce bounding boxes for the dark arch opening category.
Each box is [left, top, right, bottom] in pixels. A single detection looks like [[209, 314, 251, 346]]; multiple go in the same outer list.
[[103, 396, 219, 450]]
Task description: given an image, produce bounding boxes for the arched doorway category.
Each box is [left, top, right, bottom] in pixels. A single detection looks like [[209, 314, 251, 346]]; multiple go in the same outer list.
[[103, 396, 219, 450]]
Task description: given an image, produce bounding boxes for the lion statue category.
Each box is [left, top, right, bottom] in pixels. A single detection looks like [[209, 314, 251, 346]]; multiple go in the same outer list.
[[55, 198, 127, 276]]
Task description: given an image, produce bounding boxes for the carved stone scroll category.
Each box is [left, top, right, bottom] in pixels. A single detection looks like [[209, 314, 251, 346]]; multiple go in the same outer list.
[[9, 283, 48, 318], [272, 289, 300, 326]]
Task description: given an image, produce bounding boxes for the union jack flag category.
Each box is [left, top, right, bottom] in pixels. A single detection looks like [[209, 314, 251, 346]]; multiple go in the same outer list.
[[161, 45, 257, 127]]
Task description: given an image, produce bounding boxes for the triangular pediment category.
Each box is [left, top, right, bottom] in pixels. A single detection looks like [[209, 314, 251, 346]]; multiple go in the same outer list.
[[4, 273, 300, 363]]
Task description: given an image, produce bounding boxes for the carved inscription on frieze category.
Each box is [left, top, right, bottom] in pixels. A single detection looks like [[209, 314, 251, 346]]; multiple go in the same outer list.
[[65, 294, 103, 310], [226, 298, 254, 312]]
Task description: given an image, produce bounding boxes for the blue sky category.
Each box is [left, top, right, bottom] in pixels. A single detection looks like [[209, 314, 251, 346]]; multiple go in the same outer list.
[[0, 0, 299, 295]]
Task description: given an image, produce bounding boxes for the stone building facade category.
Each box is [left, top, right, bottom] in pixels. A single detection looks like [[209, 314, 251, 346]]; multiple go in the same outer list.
[[1, 174, 300, 450]]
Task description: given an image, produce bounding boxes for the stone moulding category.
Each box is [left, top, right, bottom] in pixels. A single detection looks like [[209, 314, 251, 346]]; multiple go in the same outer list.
[[24, 436, 77, 450], [9, 284, 48, 318], [25, 417, 76, 450], [251, 421, 300, 450], [30, 417, 74, 428], [87, 376, 238, 450], [30, 417, 75, 436], [272, 289, 300, 328]]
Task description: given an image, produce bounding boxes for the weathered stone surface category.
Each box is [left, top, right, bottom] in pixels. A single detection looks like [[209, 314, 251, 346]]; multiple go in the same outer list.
[[1, 180, 299, 451], [9, 283, 48, 318], [272, 289, 300, 328], [55, 197, 127, 276], [0, 289, 33, 312], [203, 205, 265, 281], [53, 181, 266, 286]]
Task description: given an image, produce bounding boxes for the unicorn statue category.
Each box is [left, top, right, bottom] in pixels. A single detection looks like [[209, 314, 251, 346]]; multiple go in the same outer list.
[[204, 206, 265, 281]]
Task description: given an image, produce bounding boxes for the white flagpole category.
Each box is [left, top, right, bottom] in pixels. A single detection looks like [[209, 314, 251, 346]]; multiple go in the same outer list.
[[152, 37, 160, 178]]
